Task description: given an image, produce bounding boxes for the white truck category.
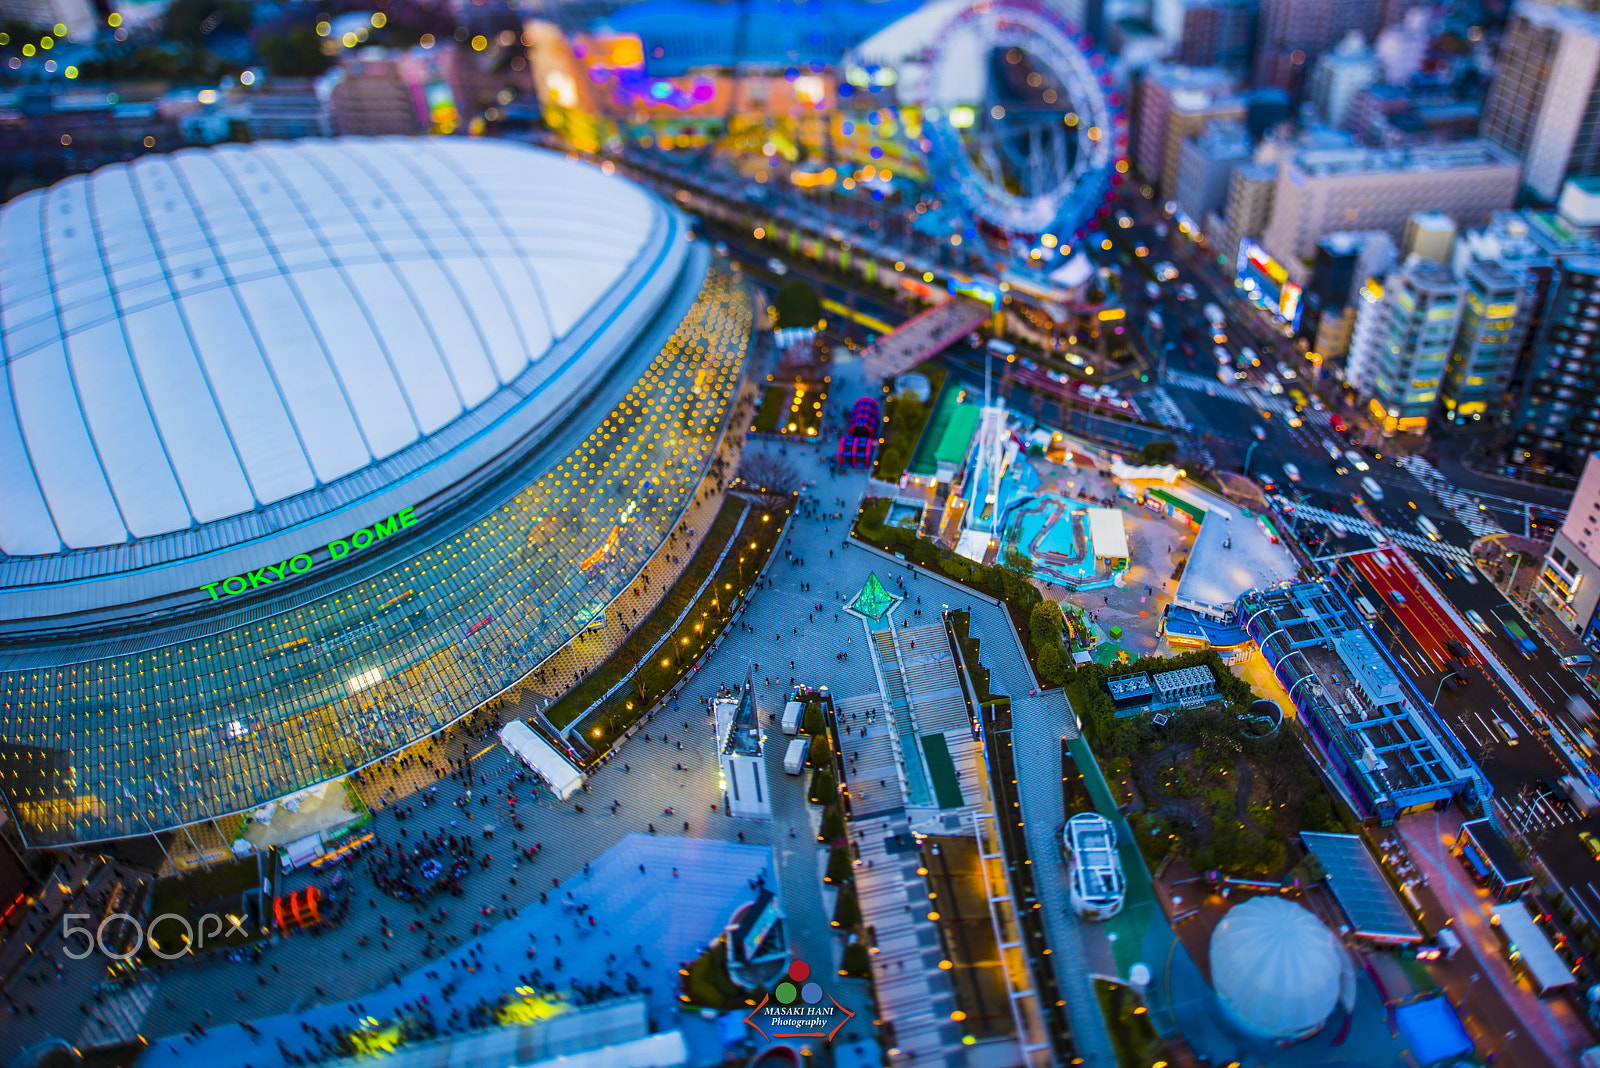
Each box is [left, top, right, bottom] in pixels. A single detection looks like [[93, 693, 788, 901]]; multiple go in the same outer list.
[[784, 738, 810, 775], [1562, 775, 1599, 816], [781, 701, 803, 735]]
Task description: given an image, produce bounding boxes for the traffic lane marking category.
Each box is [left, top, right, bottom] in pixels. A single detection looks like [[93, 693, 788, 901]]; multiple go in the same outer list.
[[1349, 555, 1451, 671]]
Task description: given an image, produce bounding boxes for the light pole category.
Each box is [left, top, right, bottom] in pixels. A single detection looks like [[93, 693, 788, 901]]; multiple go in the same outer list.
[[1431, 672, 1457, 708]]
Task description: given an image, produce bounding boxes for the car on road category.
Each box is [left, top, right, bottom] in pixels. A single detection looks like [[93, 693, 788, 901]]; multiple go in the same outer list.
[[1286, 411, 1303, 427], [1581, 830, 1600, 861], [1214, 345, 1230, 364], [1330, 414, 1347, 433], [1345, 450, 1369, 472], [1144, 281, 1161, 300], [1328, 520, 1347, 538], [766, 257, 788, 276], [712, 241, 730, 256], [1331, 458, 1350, 476], [1263, 373, 1284, 395], [1134, 244, 1150, 257], [1258, 474, 1278, 493], [1416, 515, 1441, 541], [1456, 559, 1478, 584], [1494, 717, 1519, 745], [1445, 639, 1477, 667], [1322, 439, 1343, 460], [1277, 360, 1298, 380], [1283, 462, 1301, 482], [1153, 261, 1178, 281], [1361, 476, 1384, 500], [1251, 425, 1267, 441], [1239, 346, 1259, 367], [1464, 609, 1491, 635], [1203, 302, 1225, 325], [1177, 283, 1197, 301], [1389, 589, 1408, 605]]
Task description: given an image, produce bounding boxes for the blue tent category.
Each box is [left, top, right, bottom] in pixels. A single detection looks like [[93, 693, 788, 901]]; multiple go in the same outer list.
[[1393, 995, 1474, 1066]]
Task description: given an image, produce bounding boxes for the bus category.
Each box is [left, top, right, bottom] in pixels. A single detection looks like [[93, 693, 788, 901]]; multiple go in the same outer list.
[[1502, 618, 1537, 659]]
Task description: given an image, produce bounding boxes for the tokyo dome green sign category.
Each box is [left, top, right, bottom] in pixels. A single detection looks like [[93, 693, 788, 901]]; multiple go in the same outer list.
[[200, 507, 421, 600]]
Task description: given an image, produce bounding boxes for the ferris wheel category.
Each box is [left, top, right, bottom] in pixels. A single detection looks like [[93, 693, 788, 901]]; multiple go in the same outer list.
[[905, 0, 1125, 238]]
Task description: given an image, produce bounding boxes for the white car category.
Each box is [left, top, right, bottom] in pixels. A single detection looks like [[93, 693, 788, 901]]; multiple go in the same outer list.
[[1144, 281, 1161, 300], [1361, 475, 1384, 500], [1276, 360, 1297, 380], [1322, 439, 1343, 460], [1464, 608, 1490, 634], [1177, 283, 1198, 301], [1252, 425, 1267, 441], [1283, 462, 1301, 483], [766, 257, 788, 276], [1345, 449, 1369, 472], [1214, 345, 1231, 364], [1263, 373, 1284, 395], [1153, 261, 1179, 281]]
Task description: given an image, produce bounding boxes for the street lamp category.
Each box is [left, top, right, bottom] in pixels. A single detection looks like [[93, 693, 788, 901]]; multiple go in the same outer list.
[[1431, 672, 1457, 708]]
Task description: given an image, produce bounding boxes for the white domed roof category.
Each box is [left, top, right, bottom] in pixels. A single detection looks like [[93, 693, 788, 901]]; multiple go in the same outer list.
[[0, 138, 654, 555], [1209, 896, 1347, 1039]]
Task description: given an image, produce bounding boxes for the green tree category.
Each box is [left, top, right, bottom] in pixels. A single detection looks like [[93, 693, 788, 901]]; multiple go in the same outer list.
[[808, 731, 832, 768], [819, 804, 845, 843], [832, 885, 861, 929], [1029, 600, 1066, 648], [825, 846, 852, 885], [999, 551, 1040, 609], [163, 0, 251, 42], [1037, 641, 1066, 685], [1134, 439, 1179, 466], [771, 279, 823, 329], [258, 26, 333, 77], [802, 703, 825, 736]]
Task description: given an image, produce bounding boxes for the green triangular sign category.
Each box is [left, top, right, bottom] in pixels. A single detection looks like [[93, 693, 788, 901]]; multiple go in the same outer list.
[[850, 572, 896, 622]]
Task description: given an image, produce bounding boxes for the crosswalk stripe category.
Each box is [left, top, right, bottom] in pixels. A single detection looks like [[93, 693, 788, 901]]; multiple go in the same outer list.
[[1289, 502, 1471, 562], [1394, 456, 1507, 538]]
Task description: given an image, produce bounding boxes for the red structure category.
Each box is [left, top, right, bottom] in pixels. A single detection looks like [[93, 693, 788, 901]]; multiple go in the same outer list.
[[836, 398, 881, 469], [273, 885, 323, 933]]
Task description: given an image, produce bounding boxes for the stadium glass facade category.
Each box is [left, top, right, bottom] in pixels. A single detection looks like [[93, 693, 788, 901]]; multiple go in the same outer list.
[[0, 263, 753, 847]]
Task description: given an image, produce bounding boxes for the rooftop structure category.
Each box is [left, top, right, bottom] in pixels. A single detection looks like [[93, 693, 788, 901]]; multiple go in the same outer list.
[[716, 679, 772, 821], [1237, 580, 1486, 822], [1455, 817, 1533, 901], [1063, 812, 1125, 921], [1151, 664, 1219, 705], [1300, 831, 1420, 944]]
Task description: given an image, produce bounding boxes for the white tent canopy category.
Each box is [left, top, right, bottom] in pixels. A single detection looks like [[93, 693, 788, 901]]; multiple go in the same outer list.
[[499, 720, 586, 801], [1086, 507, 1129, 560]]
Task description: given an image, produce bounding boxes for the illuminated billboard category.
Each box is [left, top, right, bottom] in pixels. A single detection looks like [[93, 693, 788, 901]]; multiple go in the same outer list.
[[1235, 238, 1303, 331]]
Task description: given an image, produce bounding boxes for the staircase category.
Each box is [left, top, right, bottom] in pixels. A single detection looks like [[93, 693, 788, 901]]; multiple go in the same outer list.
[[77, 979, 157, 1049]]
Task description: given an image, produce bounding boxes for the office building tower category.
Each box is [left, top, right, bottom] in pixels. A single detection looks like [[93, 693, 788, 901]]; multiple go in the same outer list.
[[1347, 257, 1464, 433], [1438, 260, 1534, 427], [1481, 2, 1600, 202], [1214, 160, 1278, 266], [1174, 120, 1253, 224], [1151, 0, 1256, 68], [1375, 7, 1431, 86], [1258, 142, 1521, 266], [1132, 65, 1240, 191], [321, 58, 424, 136], [1510, 257, 1600, 474], [1537, 452, 1600, 639], [1308, 31, 1378, 128], [1254, 0, 1384, 94]]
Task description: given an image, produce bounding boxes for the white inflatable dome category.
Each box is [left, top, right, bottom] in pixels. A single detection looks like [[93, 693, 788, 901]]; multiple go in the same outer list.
[[1209, 896, 1351, 1041]]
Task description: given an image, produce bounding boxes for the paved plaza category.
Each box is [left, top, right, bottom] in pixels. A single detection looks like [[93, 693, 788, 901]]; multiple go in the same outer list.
[[0, 355, 1119, 1067]]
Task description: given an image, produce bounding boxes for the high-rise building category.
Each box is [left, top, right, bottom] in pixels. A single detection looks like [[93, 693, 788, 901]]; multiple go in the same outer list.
[[1308, 31, 1379, 128], [1480, 2, 1600, 202], [1347, 257, 1463, 433], [1536, 451, 1600, 640], [322, 58, 424, 136], [1174, 120, 1253, 224], [1132, 65, 1240, 191], [1375, 7, 1432, 86], [1510, 257, 1600, 474], [1257, 142, 1521, 267], [1151, 0, 1256, 68], [1215, 160, 1278, 266], [1438, 260, 1534, 427], [1254, 0, 1384, 95], [1403, 212, 1457, 263]]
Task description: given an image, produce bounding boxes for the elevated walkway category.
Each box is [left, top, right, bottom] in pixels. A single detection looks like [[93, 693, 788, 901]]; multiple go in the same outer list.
[[861, 295, 993, 381]]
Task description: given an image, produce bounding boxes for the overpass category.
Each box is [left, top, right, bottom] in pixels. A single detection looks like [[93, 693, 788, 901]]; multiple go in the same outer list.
[[861, 294, 995, 381]]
